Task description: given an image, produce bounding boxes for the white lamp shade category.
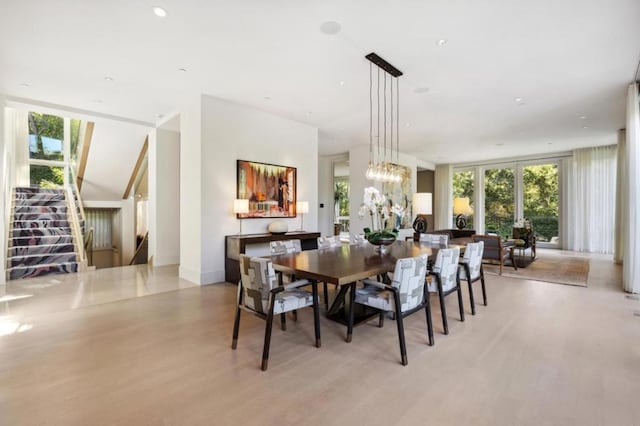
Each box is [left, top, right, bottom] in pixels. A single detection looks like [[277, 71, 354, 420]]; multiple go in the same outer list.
[[413, 193, 433, 215], [233, 199, 249, 214], [296, 201, 309, 214], [453, 197, 473, 215]]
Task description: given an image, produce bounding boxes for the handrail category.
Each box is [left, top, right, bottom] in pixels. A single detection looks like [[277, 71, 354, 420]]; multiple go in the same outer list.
[[84, 227, 94, 267], [65, 185, 86, 264], [68, 167, 87, 224], [129, 231, 149, 265]]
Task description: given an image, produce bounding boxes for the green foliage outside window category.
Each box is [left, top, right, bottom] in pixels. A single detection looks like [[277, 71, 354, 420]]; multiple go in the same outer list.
[[334, 179, 349, 217], [453, 170, 474, 228]]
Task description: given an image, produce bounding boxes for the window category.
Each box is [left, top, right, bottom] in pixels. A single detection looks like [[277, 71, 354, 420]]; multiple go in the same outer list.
[[484, 167, 515, 238], [28, 112, 64, 161], [523, 163, 559, 244], [452, 169, 474, 229]]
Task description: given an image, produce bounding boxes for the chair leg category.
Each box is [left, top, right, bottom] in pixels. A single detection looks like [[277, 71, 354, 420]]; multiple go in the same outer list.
[[346, 283, 356, 343], [437, 287, 449, 335], [468, 278, 476, 315], [394, 297, 408, 366], [292, 310, 297, 322], [457, 284, 465, 322], [280, 313, 286, 331], [231, 307, 242, 349], [262, 308, 275, 371], [312, 282, 321, 348], [480, 270, 487, 306], [378, 311, 385, 328], [323, 282, 329, 310], [424, 294, 434, 346]]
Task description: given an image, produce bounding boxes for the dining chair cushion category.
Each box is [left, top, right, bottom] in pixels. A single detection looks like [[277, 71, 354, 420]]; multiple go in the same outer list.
[[459, 241, 484, 281], [419, 233, 449, 245], [269, 239, 302, 255], [356, 255, 428, 313], [428, 247, 461, 292]]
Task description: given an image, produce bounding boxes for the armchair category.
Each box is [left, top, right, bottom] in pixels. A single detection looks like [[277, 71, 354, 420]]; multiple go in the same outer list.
[[351, 255, 432, 366], [232, 255, 321, 371], [471, 234, 515, 275]]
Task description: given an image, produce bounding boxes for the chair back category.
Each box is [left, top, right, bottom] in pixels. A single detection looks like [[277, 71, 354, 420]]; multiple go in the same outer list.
[[419, 233, 449, 245], [462, 241, 484, 280], [238, 255, 278, 314], [317, 235, 341, 249], [431, 247, 460, 292], [269, 239, 302, 255], [471, 234, 503, 261], [391, 254, 429, 312]]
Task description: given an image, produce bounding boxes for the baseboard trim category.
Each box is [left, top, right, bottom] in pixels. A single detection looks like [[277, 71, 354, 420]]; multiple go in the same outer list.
[[179, 266, 224, 285]]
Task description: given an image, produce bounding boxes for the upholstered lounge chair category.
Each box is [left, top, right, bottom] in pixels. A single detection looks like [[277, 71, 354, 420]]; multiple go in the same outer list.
[[471, 234, 515, 275]]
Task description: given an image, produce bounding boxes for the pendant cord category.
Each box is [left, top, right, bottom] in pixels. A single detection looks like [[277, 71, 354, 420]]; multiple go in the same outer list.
[[377, 67, 380, 168], [396, 78, 400, 165], [369, 62, 373, 164], [383, 71, 387, 166], [390, 74, 394, 168]]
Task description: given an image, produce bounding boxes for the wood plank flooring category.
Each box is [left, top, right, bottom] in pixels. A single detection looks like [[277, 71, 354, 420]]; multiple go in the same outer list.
[[0, 252, 638, 425]]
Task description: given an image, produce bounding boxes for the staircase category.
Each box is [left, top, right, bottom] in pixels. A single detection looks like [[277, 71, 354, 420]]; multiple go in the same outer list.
[[6, 187, 79, 280]]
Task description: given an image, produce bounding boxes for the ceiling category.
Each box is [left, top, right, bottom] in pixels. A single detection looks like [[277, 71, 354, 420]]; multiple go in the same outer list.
[[1, 0, 639, 164]]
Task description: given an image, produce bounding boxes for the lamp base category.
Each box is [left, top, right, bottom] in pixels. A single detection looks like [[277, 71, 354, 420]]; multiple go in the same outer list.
[[455, 214, 467, 230], [412, 215, 428, 233]]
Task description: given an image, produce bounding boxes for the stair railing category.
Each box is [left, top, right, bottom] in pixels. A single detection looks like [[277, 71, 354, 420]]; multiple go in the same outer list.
[[65, 167, 89, 269], [129, 231, 149, 265]]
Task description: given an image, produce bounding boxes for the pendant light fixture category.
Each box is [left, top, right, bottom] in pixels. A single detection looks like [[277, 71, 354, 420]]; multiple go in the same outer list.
[[365, 52, 403, 183]]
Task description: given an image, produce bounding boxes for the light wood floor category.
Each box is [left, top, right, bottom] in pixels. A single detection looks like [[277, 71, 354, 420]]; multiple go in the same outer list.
[[1, 252, 639, 425]]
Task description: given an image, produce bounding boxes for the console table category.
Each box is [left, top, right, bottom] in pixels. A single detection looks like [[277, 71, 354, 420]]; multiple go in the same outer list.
[[225, 232, 320, 283]]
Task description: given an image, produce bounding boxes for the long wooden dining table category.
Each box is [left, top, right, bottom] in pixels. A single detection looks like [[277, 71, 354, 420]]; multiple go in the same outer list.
[[270, 240, 463, 342]]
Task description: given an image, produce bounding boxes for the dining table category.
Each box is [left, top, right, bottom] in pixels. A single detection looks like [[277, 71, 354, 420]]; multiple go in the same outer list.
[[269, 240, 464, 342]]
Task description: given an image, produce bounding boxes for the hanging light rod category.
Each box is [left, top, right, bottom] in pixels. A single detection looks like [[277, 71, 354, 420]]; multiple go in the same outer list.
[[365, 53, 403, 77]]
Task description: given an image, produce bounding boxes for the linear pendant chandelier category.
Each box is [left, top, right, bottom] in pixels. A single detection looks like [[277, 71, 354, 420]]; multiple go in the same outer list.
[[365, 52, 403, 183]]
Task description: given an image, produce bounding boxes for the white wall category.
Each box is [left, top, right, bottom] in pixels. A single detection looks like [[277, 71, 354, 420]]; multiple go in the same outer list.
[[148, 128, 180, 266], [180, 95, 318, 284], [348, 144, 417, 238], [1, 96, 7, 284]]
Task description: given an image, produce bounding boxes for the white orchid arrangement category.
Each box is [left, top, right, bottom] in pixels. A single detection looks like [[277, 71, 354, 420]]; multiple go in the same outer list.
[[358, 187, 405, 240]]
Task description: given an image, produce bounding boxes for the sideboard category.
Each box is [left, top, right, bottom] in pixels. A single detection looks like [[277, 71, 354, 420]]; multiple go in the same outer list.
[[225, 231, 321, 283]]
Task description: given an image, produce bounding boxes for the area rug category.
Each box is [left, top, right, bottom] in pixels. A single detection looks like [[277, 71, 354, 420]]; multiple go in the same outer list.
[[483, 253, 589, 287]]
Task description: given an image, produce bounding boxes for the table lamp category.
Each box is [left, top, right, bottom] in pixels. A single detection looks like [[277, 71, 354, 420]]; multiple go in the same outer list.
[[412, 193, 433, 233], [296, 201, 309, 231], [234, 199, 249, 234], [453, 197, 473, 230]]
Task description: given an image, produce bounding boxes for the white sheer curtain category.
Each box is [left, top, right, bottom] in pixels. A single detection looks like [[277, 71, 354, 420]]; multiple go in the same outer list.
[[614, 129, 625, 264], [623, 83, 640, 293], [566, 145, 617, 253], [434, 164, 452, 229]]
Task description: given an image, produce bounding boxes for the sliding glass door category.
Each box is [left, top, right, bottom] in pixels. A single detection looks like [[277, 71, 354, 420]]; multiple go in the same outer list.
[[484, 167, 514, 238], [523, 163, 559, 246]]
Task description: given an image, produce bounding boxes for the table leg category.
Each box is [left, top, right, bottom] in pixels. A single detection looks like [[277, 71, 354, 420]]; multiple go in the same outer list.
[[346, 283, 356, 343]]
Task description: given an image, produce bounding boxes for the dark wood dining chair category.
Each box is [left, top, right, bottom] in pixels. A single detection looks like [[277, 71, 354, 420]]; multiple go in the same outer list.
[[232, 255, 321, 371], [350, 254, 433, 366], [427, 247, 464, 335]]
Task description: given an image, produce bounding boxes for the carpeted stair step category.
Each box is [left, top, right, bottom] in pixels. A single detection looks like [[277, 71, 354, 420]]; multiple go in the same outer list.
[[12, 227, 72, 238], [14, 205, 68, 214], [15, 192, 66, 202], [13, 213, 68, 222], [14, 198, 67, 207], [8, 243, 75, 257], [8, 252, 77, 268], [12, 220, 70, 229], [8, 262, 78, 280], [15, 187, 65, 194], [10, 235, 75, 246]]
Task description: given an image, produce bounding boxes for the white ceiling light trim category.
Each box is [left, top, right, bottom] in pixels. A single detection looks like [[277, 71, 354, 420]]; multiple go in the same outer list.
[[152, 6, 167, 17]]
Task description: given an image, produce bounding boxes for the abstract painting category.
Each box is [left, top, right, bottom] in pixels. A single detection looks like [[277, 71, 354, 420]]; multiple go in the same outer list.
[[237, 160, 297, 218]]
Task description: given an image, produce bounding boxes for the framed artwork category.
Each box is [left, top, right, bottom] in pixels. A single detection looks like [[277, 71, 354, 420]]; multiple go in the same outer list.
[[236, 160, 297, 218], [382, 164, 413, 229]]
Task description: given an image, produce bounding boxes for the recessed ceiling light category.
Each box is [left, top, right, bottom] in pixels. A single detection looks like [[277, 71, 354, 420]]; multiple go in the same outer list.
[[264, 96, 271, 100], [152, 6, 167, 17], [93, 99, 103, 104], [579, 115, 587, 120], [548, 142, 553, 145], [583, 126, 589, 129], [320, 21, 341, 35], [155, 114, 165, 119], [414, 87, 429, 94], [405, 123, 411, 127], [178, 68, 188, 73], [305, 111, 312, 116], [104, 76, 114, 82], [19, 83, 31, 88], [515, 97, 523, 103], [437, 39, 448, 46], [339, 81, 345, 86], [496, 143, 504, 146]]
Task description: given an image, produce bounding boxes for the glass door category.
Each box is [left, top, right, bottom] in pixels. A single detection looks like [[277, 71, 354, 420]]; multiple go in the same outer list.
[[484, 167, 515, 238], [522, 163, 559, 247]]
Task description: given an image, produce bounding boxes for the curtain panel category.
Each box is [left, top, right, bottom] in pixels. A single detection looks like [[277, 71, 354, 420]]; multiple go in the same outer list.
[[566, 145, 617, 254], [623, 83, 640, 293]]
